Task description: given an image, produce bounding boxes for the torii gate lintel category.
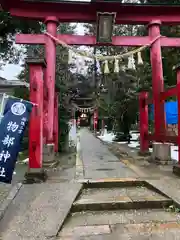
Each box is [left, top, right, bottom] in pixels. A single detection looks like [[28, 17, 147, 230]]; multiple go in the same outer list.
[[16, 34, 180, 48], [8, 3, 180, 25]]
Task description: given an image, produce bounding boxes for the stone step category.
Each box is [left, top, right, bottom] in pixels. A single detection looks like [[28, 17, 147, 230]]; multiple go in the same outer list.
[[78, 178, 144, 188], [72, 186, 172, 212], [58, 209, 180, 239], [62, 209, 180, 228]]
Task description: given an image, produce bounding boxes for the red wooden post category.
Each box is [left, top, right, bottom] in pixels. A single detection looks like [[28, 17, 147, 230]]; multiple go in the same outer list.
[[139, 92, 149, 153], [28, 59, 46, 169], [45, 16, 58, 143], [43, 66, 48, 143], [53, 92, 59, 153], [173, 65, 180, 176], [148, 20, 166, 138]]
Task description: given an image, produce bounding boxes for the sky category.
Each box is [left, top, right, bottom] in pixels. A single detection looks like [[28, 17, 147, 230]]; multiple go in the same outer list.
[[0, 22, 85, 80]]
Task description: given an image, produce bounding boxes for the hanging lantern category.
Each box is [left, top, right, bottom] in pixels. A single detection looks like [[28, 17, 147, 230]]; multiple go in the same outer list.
[[114, 58, 119, 73], [128, 54, 136, 70], [104, 60, 110, 74], [137, 51, 143, 65]]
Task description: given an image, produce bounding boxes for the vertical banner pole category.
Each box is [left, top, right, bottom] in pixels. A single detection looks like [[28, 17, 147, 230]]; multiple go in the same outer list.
[[139, 92, 149, 153]]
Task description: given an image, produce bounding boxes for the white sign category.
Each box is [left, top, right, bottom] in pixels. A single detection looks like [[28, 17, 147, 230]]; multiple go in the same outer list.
[[7, 121, 19, 132], [11, 102, 26, 116], [0, 167, 5, 177]]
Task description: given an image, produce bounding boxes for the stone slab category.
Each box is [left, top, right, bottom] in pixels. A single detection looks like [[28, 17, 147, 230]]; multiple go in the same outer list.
[[59, 225, 111, 238], [63, 209, 180, 228], [110, 222, 180, 239], [0, 182, 82, 240], [146, 177, 180, 207], [81, 179, 144, 189], [0, 184, 13, 207], [0, 183, 22, 221], [76, 186, 169, 204]]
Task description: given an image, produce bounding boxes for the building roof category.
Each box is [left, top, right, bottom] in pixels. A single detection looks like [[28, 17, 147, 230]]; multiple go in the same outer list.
[[0, 76, 29, 88]]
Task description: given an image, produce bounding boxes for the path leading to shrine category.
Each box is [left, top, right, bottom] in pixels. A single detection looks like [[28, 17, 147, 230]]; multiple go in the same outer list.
[[1, 129, 180, 239], [78, 128, 137, 180], [58, 129, 180, 239]]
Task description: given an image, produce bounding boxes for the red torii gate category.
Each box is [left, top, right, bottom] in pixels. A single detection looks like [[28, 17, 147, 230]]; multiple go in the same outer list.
[[2, 1, 180, 173], [16, 22, 175, 143]]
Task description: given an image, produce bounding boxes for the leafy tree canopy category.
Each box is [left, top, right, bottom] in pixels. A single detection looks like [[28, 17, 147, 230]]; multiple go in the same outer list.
[[0, 11, 41, 63]]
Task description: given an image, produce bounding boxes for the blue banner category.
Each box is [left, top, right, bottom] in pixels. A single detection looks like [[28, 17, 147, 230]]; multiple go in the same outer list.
[[149, 101, 178, 124], [0, 98, 33, 183]]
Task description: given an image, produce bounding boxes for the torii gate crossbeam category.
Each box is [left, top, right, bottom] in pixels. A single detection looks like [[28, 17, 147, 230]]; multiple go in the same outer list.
[[16, 34, 180, 47], [16, 20, 167, 142]]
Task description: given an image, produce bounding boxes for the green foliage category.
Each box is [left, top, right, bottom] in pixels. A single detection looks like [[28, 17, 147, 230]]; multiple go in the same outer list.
[[55, 24, 76, 151], [0, 11, 41, 63]]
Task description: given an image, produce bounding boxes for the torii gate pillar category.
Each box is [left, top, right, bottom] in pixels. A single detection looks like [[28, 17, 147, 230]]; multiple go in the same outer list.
[[25, 58, 47, 182], [44, 16, 58, 144], [148, 20, 166, 138]]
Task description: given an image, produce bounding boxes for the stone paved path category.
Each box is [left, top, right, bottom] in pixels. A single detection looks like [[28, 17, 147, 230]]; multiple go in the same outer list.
[[57, 129, 180, 239], [2, 129, 180, 239], [79, 128, 137, 179], [0, 152, 81, 240]]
